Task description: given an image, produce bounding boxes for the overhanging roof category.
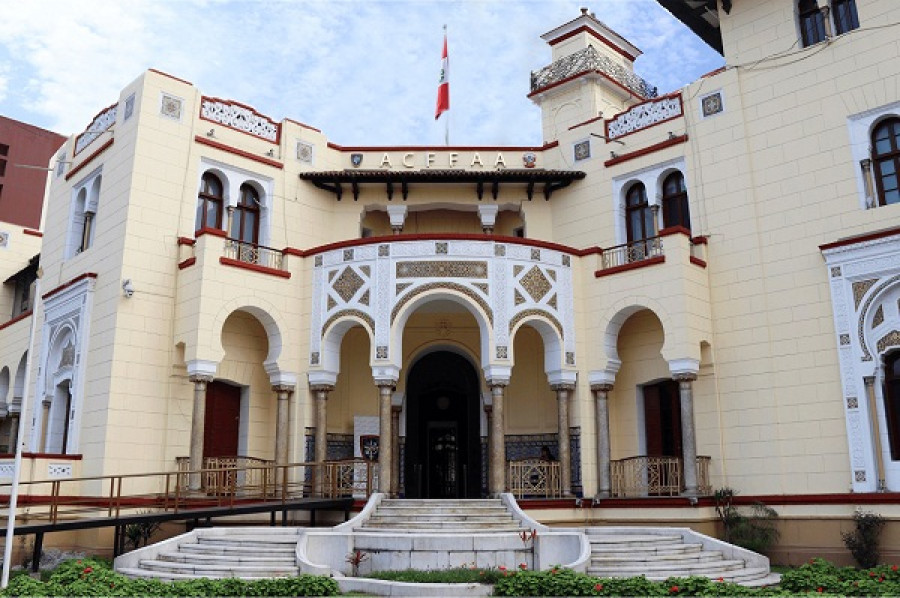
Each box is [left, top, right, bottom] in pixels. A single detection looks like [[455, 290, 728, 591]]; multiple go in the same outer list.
[[299, 169, 586, 201], [655, 0, 726, 55]]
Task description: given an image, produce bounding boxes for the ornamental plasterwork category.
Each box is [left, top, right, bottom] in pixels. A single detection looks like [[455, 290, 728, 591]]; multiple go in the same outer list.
[[359, 290, 370, 306], [390, 282, 494, 325], [853, 279, 878, 309], [509, 309, 564, 340], [873, 305, 884, 328], [520, 266, 552, 302], [75, 104, 118, 154], [396, 283, 412, 295], [856, 274, 900, 362], [877, 330, 900, 353], [530, 45, 657, 99], [200, 98, 279, 142], [297, 141, 314, 164], [160, 94, 182, 121], [514, 290, 526, 306], [473, 283, 489, 295], [333, 267, 365, 302], [322, 309, 375, 336], [607, 95, 682, 139], [396, 261, 488, 279]]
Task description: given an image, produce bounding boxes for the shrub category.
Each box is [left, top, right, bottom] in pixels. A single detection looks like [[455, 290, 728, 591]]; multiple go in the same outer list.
[[714, 487, 780, 554], [842, 510, 886, 569], [123, 512, 162, 552]]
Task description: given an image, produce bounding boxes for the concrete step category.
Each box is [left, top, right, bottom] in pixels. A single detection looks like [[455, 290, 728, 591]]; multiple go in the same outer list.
[[591, 550, 724, 566], [589, 559, 746, 578], [357, 525, 527, 533], [138, 559, 297, 577], [157, 551, 296, 566], [591, 543, 704, 557], [365, 514, 517, 523], [587, 534, 684, 547], [380, 499, 502, 506], [179, 542, 295, 556], [195, 535, 300, 546], [373, 507, 514, 516], [117, 567, 280, 581]]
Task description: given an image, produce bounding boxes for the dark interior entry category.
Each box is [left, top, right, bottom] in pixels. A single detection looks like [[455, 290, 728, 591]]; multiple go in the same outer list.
[[643, 380, 682, 458], [405, 351, 482, 498], [204, 381, 241, 459]]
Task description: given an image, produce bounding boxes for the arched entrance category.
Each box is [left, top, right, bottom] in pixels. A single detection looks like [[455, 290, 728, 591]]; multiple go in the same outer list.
[[404, 351, 482, 498]]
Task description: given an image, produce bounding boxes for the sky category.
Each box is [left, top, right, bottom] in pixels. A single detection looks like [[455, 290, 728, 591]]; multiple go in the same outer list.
[[0, 0, 724, 147]]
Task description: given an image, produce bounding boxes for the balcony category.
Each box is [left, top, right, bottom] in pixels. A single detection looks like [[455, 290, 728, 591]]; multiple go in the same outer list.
[[610, 455, 711, 498], [599, 236, 664, 271], [530, 46, 657, 99], [507, 459, 562, 499]]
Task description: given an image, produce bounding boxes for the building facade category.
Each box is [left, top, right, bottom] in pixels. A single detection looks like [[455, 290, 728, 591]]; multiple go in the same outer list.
[[2, 0, 900, 562]]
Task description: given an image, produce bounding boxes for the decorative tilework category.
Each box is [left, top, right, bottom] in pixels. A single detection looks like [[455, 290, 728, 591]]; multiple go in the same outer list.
[[509, 309, 564, 339], [856, 274, 900, 362], [700, 91, 724, 118], [548, 294, 558, 310], [520, 266, 552, 302], [396, 261, 488, 279], [378, 244, 390, 257], [847, 396, 859, 409], [435, 242, 448, 254], [853, 279, 877, 309], [327, 296, 337, 311], [855, 470, 867, 482], [376, 345, 388, 359], [360, 265, 371, 277], [831, 266, 842, 278], [513, 265, 524, 277], [547, 269, 556, 281], [877, 330, 900, 353], [573, 140, 591, 161], [873, 305, 884, 328], [359, 290, 370, 306], [310, 352, 320, 365], [124, 93, 135, 121], [514, 289, 526, 305], [343, 249, 354, 261], [495, 244, 506, 257], [566, 352, 575, 366], [297, 141, 314, 163], [315, 255, 323, 267], [322, 309, 375, 336], [396, 283, 412, 295], [333, 267, 364, 302], [496, 345, 508, 359], [47, 463, 73, 479], [328, 269, 338, 282], [391, 282, 493, 325], [531, 248, 541, 261], [160, 93, 183, 120], [474, 283, 489, 295], [839, 334, 851, 346], [562, 255, 570, 267]]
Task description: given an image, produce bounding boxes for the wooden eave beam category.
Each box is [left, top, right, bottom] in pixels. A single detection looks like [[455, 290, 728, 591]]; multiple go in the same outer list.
[[655, 0, 723, 54]]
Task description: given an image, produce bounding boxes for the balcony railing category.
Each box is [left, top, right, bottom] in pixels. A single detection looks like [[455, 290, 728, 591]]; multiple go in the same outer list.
[[610, 455, 711, 498], [600, 236, 664, 270], [223, 238, 285, 271], [322, 459, 378, 498], [530, 46, 657, 99], [507, 459, 561, 498]]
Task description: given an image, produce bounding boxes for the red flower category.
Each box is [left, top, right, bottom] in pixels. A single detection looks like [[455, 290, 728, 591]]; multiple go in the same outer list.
[[870, 571, 877, 577], [595, 583, 603, 591], [83, 567, 93, 574], [816, 588, 823, 593], [717, 577, 724, 582], [519, 563, 527, 570], [670, 586, 679, 593], [498, 566, 506, 571], [894, 565, 899, 572]]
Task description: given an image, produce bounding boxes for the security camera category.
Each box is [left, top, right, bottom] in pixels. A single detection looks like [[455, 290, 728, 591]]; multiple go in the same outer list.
[[122, 279, 135, 298]]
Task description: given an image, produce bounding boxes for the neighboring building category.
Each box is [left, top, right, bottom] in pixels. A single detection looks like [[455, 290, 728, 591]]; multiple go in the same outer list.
[[0, 117, 65, 452], [1, 0, 899, 563]]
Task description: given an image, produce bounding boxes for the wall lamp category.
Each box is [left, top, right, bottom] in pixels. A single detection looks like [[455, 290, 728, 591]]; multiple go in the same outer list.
[[122, 279, 135, 298], [206, 129, 215, 137]]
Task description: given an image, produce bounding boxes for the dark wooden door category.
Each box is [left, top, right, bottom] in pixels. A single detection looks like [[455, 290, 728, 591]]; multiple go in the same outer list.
[[203, 381, 240, 459], [643, 381, 682, 457]]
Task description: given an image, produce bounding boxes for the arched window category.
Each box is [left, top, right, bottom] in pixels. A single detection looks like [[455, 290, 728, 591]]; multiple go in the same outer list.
[[625, 182, 654, 244], [884, 351, 900, 460], [231, 183, 260, 244], [832, 0, 859, 35], [196, 173, 224, 231], [872, 118, 900, 207], [799, 0, 827, 47], [661, 172, 691, 231]]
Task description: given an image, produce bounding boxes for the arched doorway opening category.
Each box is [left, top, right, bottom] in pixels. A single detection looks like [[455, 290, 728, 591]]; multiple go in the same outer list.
[[404, 351, 482, 498]]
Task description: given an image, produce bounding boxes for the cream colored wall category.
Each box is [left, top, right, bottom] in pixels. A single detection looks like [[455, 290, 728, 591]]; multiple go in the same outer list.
[[506, 326, 557, 434], [329, 326, 377, 434]]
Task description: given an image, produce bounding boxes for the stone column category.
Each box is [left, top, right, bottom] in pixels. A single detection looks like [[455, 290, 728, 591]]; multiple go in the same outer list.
[[860, 159, 876, 208], [376, 382, 395, 494], [488, 382, 507, 496], [591, 384, 613, 499], [310, 385, 332, 496], [675, 373, 699, 496], [552, 384, 575, 497], [273, 385, 294, 467], [865, 377, 887, 490], [39, 397, 52, 451], [483, 404, 493, 476], [189, 375, 214, 490], [390, 405, 401, 497]]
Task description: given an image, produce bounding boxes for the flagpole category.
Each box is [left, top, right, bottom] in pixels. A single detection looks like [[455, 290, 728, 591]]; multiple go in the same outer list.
[[443, 24, 449, 147]]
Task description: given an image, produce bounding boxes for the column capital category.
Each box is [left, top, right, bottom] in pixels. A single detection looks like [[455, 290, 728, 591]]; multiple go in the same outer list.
[[673, 372, 698, 382], [272, 384, 295, 395], [391, 405, 402, 414], [41, 396, 53, 407], [551, 383, 576, 392], [668, 357, 700, 379], [189, 374, 214, 384], [486, 379, 509, 389], [374, 379, 397, 390], [186, 358, 218, 379], [591, 383, 614, 393], [309, 384, 334, 393]]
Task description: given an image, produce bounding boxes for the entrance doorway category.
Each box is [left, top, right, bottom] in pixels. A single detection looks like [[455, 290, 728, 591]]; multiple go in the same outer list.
[[405, 351, 482, 498], [203, 381, 241, 459]]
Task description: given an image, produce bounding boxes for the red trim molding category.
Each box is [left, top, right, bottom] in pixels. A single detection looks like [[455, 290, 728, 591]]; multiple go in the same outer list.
[[691, 235, 709, 245], [325, 141, 559, 152], [546, 25, 637, 62], [0, 310, 32, 332], [219, 257, 291, 279], [284, 118, 321, 133], [658, 225, 691, 238], [149, 68, 193, 86], [522, 492, 900, 510], [604, 135, 688, 167], [690, 256, 707, 268], [178, 257, 196, 270], [65, 139, 114, 181], [177, 236, 196, 246], [23, 229, 43, 237], [595, 255, 665, 278], [529, 69, 645, 102], [569, 115, 605, 131], [42, 273, 98, 301], [21, 452, 83, 460], [819, 225, 900, 251], [194, 136, 283, 169], [195, 227, 227, 239]]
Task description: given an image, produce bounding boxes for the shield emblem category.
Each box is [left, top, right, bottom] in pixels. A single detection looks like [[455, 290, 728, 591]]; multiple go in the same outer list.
[[360, 434, 379, 461], [351, 153, 363, 167], [522, 152, 537, 168]]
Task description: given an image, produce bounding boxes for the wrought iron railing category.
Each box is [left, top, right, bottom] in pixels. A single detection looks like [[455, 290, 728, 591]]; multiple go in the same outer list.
[[600, 236, 663, 270], [530, 46, 657, 99], [322, 459, 378, 498], [223, 238, 285, 271], [507, 459, 561, 498], [609, 455, 711, 497]]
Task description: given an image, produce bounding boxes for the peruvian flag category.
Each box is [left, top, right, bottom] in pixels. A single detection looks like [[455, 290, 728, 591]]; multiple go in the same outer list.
[[435, 31, 449, 120]]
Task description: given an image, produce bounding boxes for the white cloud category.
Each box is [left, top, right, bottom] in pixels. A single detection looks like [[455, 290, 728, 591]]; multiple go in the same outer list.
[[0, 0, 723, 144]]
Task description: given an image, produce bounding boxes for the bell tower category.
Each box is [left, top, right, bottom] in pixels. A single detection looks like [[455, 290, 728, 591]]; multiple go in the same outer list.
[[528, 8, 657, 142]]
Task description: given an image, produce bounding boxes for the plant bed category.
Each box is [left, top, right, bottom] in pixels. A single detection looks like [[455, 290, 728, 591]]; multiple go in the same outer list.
[[365, 566, 507, 584]]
